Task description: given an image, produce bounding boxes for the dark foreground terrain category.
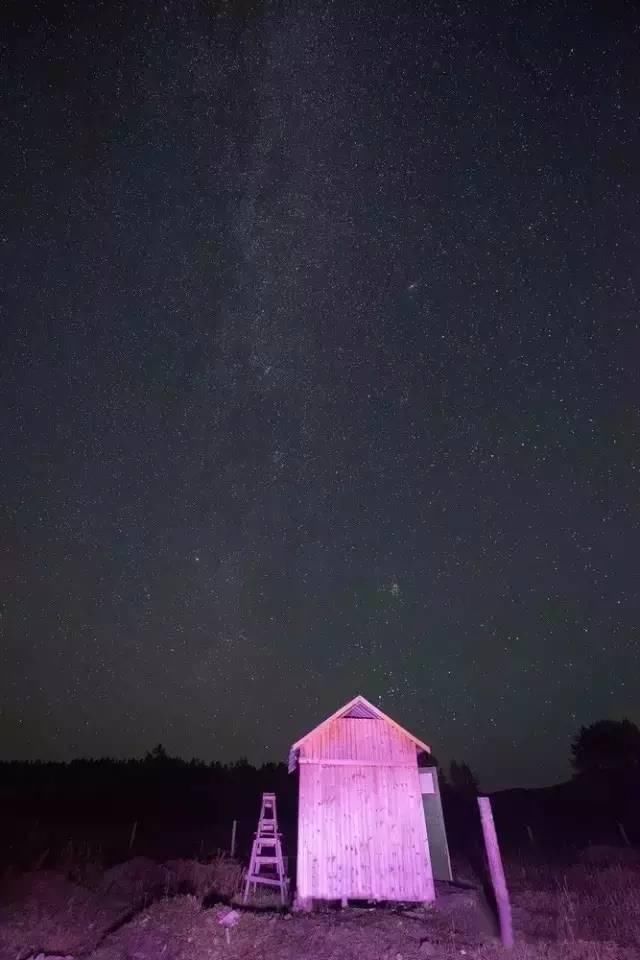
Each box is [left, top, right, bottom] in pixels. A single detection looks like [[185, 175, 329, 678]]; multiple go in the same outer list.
[[1, 849, 640, 960]]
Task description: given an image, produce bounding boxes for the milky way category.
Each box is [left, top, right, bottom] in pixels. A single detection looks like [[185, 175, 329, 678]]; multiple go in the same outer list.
[[2, 0, 639, 788]]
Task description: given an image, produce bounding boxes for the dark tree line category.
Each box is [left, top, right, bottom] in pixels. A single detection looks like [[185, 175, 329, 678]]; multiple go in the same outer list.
[[2, 718, 637, 800], [571, 718, 640, 779], [1, 719, 637, 867]]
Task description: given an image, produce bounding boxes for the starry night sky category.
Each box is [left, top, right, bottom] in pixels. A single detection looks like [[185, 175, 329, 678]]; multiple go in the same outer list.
[[2, 0, 639, 790]]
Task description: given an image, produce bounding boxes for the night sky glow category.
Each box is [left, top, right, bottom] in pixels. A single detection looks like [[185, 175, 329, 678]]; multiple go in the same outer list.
[[2, 1, 639, 789]]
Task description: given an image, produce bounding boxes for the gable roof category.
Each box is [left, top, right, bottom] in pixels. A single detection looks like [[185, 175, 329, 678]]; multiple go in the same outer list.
[[288, 694, 430, 772]]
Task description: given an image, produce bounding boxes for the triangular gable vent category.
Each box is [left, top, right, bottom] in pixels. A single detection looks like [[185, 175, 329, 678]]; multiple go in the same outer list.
[[342, 700, 379, 719]]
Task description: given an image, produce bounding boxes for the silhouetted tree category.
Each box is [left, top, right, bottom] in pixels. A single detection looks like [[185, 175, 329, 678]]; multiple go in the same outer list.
[[571, 719, 640, 778], [144, 743, 175, 766], [449, 760, 479, 795]]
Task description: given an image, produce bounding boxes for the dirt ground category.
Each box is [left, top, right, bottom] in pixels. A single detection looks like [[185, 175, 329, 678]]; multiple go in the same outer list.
[[1, 855, 639, 960]]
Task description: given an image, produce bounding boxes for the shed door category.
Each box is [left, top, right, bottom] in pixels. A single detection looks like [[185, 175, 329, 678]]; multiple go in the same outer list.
[[297, 762, 434, 902]]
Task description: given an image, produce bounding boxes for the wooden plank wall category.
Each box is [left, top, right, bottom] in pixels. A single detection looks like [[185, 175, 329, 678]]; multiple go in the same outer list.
[[297, 717, 433, 903], [301, 717, 416, 764]]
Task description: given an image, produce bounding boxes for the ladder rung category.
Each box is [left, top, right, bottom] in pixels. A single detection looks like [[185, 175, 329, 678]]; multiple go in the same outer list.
[[247, 876, 285, 887]]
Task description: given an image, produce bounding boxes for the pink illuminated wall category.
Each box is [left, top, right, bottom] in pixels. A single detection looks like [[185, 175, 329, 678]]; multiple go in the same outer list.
[[291, 698, 434, 905]]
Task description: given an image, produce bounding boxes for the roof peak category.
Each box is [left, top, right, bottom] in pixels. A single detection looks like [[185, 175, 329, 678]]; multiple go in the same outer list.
[[287, 694, 430, 772]]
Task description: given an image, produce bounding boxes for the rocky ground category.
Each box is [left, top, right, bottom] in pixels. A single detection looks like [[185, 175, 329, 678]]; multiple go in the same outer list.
[[1, 854, 639, 960]]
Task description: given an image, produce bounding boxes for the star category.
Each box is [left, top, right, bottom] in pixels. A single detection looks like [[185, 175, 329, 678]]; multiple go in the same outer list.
[[0, 0, 637, 793]]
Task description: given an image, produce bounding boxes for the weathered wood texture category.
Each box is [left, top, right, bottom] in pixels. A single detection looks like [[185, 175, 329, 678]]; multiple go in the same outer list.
[[302, 717, 417, 764], [296, 708, 434, 903], [478, 795, 513, 949]]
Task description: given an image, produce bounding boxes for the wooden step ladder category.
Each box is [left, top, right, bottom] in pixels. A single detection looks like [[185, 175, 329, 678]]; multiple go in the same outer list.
[[243, 792, 288, 904]]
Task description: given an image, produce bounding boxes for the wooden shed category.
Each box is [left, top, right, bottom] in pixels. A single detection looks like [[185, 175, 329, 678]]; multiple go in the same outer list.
[[289, 694, 436, 907]]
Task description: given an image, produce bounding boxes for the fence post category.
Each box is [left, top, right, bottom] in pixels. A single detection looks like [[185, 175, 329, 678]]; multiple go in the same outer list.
[[230, 819, 237, 858], [478, 796, 513, 949], [618, 821, 631, 847]]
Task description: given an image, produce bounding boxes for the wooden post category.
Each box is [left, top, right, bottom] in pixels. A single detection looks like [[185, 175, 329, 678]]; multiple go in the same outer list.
[[618, 821, 631, 847], [478, 796, 513, 950], [230, 819, 237, 858]]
